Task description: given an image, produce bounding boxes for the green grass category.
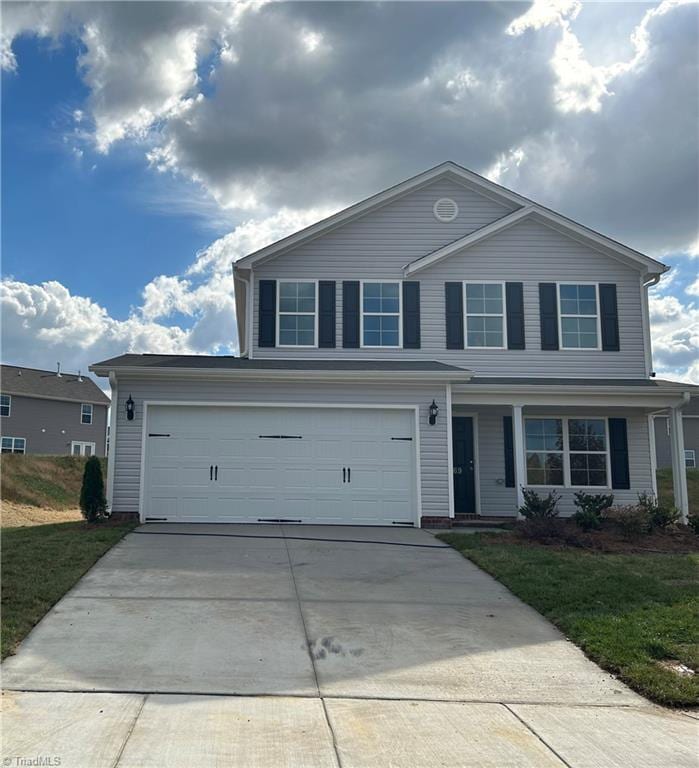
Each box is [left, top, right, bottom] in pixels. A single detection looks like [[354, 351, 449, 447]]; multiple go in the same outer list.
[[439, 532, 699, 707], [1, 521, 137, 659], [0, 454, 107, 509], [657, 467, 699, 515]]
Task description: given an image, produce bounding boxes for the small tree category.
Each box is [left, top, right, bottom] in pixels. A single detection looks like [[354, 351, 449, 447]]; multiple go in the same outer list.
[[80, 456, 107, 522]]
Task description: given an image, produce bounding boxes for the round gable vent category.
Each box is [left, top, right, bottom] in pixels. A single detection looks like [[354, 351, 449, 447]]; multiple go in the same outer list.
[[433, 197, 458, 222]]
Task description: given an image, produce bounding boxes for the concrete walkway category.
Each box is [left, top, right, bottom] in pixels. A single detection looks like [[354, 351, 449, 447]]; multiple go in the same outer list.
[[2, 524, 697, 767]]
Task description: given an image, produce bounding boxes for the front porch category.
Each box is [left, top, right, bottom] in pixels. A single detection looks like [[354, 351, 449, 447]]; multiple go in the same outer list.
[[445, 378, 694, 524]]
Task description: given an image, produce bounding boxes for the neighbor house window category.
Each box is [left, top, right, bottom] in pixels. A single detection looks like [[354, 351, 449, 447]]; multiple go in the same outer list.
[[278, 281, 317, 346], [559, 284, 599, 349], [568, 418, 608, 487], [81, 403, 93, 424], [72, 441, 95, 457], [525, 417, 610, 488], [525, 418, 564, 486], [686, 450, 696, 469], [1, 437, 25, 454], [362, 282, 401, 347], [464, 283, 505, 348], [0, 394, 10, 417]]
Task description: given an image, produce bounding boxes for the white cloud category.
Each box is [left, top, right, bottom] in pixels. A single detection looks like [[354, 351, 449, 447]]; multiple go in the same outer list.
[[649, 292, 699, 383]]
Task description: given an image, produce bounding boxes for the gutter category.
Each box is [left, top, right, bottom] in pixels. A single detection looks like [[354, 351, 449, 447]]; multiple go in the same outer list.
[[88, 365, 473, 384]]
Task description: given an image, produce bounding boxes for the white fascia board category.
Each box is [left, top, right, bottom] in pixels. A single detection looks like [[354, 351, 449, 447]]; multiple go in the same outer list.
[[404, 205, 668, 277], [234, 162, 529, 269], [90, 366, 473, 383]]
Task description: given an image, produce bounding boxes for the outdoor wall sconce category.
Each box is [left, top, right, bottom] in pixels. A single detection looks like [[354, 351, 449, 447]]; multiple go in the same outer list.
[[429, 400, 439, 426], [125, 395, 135, 421]]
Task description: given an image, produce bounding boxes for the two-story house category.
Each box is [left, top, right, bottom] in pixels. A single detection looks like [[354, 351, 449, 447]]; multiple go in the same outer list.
[[1, 364, 110, 456], [90, 163, 696, 526]]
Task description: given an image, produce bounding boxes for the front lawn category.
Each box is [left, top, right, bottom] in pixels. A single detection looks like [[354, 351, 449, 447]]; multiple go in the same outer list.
[[1, 521, 137, 659], [439, 532, 699, 707]]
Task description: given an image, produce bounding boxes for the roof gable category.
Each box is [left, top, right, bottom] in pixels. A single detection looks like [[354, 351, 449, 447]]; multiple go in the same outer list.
[[404, 205, 668, 278], [235, 161, 528, 269]]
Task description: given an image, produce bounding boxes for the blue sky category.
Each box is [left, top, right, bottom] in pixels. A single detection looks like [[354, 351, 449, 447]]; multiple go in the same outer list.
[[1, 1, 697, 384]]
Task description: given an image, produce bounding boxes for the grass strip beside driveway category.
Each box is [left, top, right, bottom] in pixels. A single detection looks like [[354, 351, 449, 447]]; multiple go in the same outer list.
[[2, 521, 137, 659], [439, 533, 699, 708]]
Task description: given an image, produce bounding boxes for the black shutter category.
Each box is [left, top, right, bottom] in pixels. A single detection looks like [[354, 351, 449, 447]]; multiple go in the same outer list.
[[539, 283, 559, 350], [599, 283, 620, 351], [506, 282, 525, 350], [503, 415, 515, 487], [318, 281, 336, 348], [342, 281, 360, 348], [258, 279, 276, 348], [608, 418, 630, 489], [445, 282, 464, 349], [402, 281, 421, 349]]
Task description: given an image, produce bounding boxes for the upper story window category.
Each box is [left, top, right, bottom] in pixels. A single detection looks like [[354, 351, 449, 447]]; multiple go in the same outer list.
[[0, 394, 10, 417], [362, 282, 401, 347], [559, 284, 600, 349], [464, 283, 506, 348], [278, 281, 317, 346], [1, 436, 25, 454], [525, 416, 609, 488], [81, 403, 93, 425], [686, 450, 696, 469]]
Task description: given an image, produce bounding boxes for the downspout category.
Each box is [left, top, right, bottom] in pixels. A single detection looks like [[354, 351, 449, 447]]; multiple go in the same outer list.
[[642, 273, 661, 378]]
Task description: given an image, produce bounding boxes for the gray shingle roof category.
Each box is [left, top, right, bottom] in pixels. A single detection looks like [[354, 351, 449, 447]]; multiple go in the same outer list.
[[90, 354, 468, 373], [1, 364, 111, 405]]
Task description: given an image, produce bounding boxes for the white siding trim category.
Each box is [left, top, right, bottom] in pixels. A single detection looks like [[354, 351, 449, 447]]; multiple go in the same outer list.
[[648, 412, 658, 496]]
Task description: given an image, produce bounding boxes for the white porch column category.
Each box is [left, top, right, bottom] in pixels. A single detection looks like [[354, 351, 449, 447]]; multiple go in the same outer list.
[[512, 404, 526, 517], [669, 406, 689, 523]]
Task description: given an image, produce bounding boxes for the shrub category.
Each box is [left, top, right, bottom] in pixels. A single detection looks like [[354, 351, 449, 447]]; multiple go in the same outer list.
[[687, 514, 699, 535], [518, 488, 561, 519], [604, 504, 650, 538], [79, 456, 108, 523], [637, 491, 680, 530], [518, 488, 561, 542], [572, 491, 614, 531]]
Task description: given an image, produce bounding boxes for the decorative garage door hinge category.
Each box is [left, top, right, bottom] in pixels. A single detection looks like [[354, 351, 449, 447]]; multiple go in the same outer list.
[[258, 435, 303, 439], [148, 433, 171, 437], [391, 437, 413, 441]]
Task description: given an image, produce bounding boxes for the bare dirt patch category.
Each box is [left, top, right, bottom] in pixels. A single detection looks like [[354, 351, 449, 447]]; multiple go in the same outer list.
[[1, 502, 82, 527]]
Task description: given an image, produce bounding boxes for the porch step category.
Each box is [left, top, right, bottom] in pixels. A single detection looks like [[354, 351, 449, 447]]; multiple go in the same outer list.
[[451, 517, 516, 529]]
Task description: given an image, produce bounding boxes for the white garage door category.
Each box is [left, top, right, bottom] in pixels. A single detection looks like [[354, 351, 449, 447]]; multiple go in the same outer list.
[[143, 405, 417, 525]]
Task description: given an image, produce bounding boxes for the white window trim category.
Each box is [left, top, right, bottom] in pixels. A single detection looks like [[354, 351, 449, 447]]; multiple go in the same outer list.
[[524, 415, 612, 490], [685, 449, 696, 469], [557, 282, 602, 351], [72, 440, 96, 457], [360, 279, 403, 349], [1, 436, 26, 454], [276, 279, 319, 348], [0, 394, 10, 417], [463, 281, 507, 350], [81, 403, 94, 425]]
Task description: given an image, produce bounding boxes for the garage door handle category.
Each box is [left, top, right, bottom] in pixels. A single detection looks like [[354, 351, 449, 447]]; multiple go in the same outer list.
[[342, 467, 346, 483], [215, 465, 218, 481], [210, 465, 213, 481], [347, 467, 351, 483]]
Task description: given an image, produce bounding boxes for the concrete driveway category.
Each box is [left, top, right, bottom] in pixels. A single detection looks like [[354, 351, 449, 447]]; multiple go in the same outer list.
[[2, 524, 697, 767]]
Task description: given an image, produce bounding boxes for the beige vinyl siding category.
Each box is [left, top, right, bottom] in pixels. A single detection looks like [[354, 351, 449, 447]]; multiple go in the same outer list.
[[110, 378, 450, 519], [252, 183, 647, 378]]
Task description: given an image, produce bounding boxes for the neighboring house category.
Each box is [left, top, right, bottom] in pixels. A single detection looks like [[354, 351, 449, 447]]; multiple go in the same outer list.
[[654, 397, 699, 470], [90, 162, 697, 526], [1, 364, 110, 457]]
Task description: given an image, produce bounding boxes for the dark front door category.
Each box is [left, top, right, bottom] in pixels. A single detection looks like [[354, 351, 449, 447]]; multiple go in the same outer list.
[[452, 417, 476, 514]]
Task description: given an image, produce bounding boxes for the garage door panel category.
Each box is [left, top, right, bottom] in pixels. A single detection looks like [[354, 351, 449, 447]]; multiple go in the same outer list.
[[143, 406, 416, 525]]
